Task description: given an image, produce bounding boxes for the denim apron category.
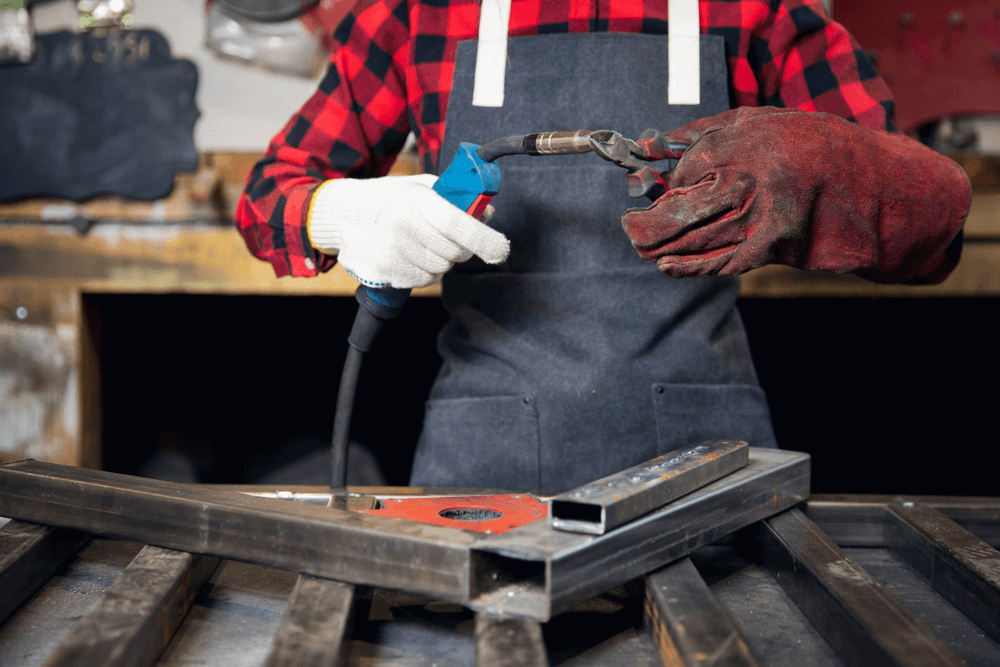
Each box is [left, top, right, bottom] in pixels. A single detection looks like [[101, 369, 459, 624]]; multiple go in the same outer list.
[[410, 32, 777, 490]]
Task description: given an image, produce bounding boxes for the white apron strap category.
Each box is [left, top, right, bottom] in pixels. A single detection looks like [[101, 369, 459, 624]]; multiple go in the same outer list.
[[668, 0, 701, 105], [473, 0, 700, 108], [472, 0, 512, 108]]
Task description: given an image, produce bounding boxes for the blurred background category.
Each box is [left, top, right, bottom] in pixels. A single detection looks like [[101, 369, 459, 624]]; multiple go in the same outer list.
[[1, 0, 998, 495]]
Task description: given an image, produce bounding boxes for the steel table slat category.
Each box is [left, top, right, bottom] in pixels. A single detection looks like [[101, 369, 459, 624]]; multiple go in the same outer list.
[[644, 557, 760, 666], [0, 521, 91, 627], [804, 496, 1000, 549], [41, 545, 219, 667], [474, 613, 549, 667], [753, 507, 964, 667], [885, 502, 1000, 643], [262, 575, 356, 667]]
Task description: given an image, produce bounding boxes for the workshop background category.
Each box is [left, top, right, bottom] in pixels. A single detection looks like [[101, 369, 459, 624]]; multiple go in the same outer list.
[[1, 0, 998, 495]]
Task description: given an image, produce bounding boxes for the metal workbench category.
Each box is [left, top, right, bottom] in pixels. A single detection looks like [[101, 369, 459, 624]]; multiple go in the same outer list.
[[1, 467, 998, 666]]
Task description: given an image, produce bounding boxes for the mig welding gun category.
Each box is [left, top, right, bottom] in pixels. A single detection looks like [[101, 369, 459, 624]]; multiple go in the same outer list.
[[331, 129, 687, 488]]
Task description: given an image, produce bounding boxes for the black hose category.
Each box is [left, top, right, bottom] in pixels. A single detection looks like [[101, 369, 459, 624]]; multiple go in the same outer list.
[[330, 345, 363, 489], [330, 291, 399, 491], [476, 135, 530, 162]]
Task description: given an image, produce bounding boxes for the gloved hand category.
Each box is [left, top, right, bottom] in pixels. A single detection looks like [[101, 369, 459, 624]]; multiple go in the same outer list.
[[621, 107, 971, 283], [307, 173, 509, 289]]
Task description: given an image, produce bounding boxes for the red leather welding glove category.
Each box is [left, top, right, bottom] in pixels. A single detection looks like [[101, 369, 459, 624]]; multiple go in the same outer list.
[[621, 107, 971, 283]]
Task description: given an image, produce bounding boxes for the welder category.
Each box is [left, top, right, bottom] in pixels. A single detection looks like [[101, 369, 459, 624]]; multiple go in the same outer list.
[[236, 0, 971, 491]]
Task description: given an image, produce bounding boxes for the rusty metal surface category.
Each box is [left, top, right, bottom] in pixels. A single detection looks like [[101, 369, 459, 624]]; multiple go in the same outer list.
[[550, 441, 749, 535], [644, 556, 759, 666], [41, 545, 219, 667], [468, 449, 810, 621], [754, 508, 964, 667], [885, 502, 1000, 643], [0, 521, 91, 627]]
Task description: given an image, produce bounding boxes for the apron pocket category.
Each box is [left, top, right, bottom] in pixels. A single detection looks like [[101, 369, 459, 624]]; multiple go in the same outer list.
[[410, 395, 541, 488], [651, 383, 778, 452]]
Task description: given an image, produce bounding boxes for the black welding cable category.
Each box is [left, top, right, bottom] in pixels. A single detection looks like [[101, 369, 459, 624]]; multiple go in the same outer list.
[[331, 304, 389, 490], [330, 345, 363, 489], [476, 135, 529, 162]]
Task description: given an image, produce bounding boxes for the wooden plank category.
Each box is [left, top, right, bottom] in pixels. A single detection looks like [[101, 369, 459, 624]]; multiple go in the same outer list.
[[885, 503, 1000, 643], [474, 613, 549, 667], [263, 575, 356, 667], [949, 154, 1000, 191], [753, 507, 964, 667], [964, 192, 1000, 239], [3, 230, 996, 298], [0, 521, 91, 626], [79, 293, 102, 470], [0, 226, 440, 297], [740, 242, 1000, 297], [644, 557, 759, 666], [0, 285, 84, 467], [42, 545, 220, 667]]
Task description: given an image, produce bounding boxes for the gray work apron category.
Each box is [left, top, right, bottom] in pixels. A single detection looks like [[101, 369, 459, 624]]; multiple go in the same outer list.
[[410, 33, 777, 490]]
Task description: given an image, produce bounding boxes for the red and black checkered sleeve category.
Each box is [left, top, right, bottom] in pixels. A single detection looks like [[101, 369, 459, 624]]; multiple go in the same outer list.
[[708, 0, 895, 133], [235, 0, 414, 278]]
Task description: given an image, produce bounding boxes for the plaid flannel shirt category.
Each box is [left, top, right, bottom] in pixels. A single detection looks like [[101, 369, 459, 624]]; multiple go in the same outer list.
[[236, 0, 901, 279]]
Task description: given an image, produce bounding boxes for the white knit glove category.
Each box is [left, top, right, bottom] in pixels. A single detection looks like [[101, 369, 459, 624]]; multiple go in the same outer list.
[[307, 173, 509, 289]]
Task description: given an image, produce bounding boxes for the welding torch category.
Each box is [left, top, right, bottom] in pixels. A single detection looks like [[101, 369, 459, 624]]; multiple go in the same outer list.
[[330, 130, 688, 490]]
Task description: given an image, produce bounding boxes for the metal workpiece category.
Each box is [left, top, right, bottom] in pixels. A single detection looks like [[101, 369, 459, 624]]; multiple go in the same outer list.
[[0, 460, 482, 603], [0, 521, 91, 626], [753, 508, 964, 667], [885, 502, 1000, 643], [263, 575, 357, 667], [644, 557, 759, 667], [41, 545, 219, 667], [550, 440, 749, 535], [474, 613, 549, 667], [468, 448, 810, 621]]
